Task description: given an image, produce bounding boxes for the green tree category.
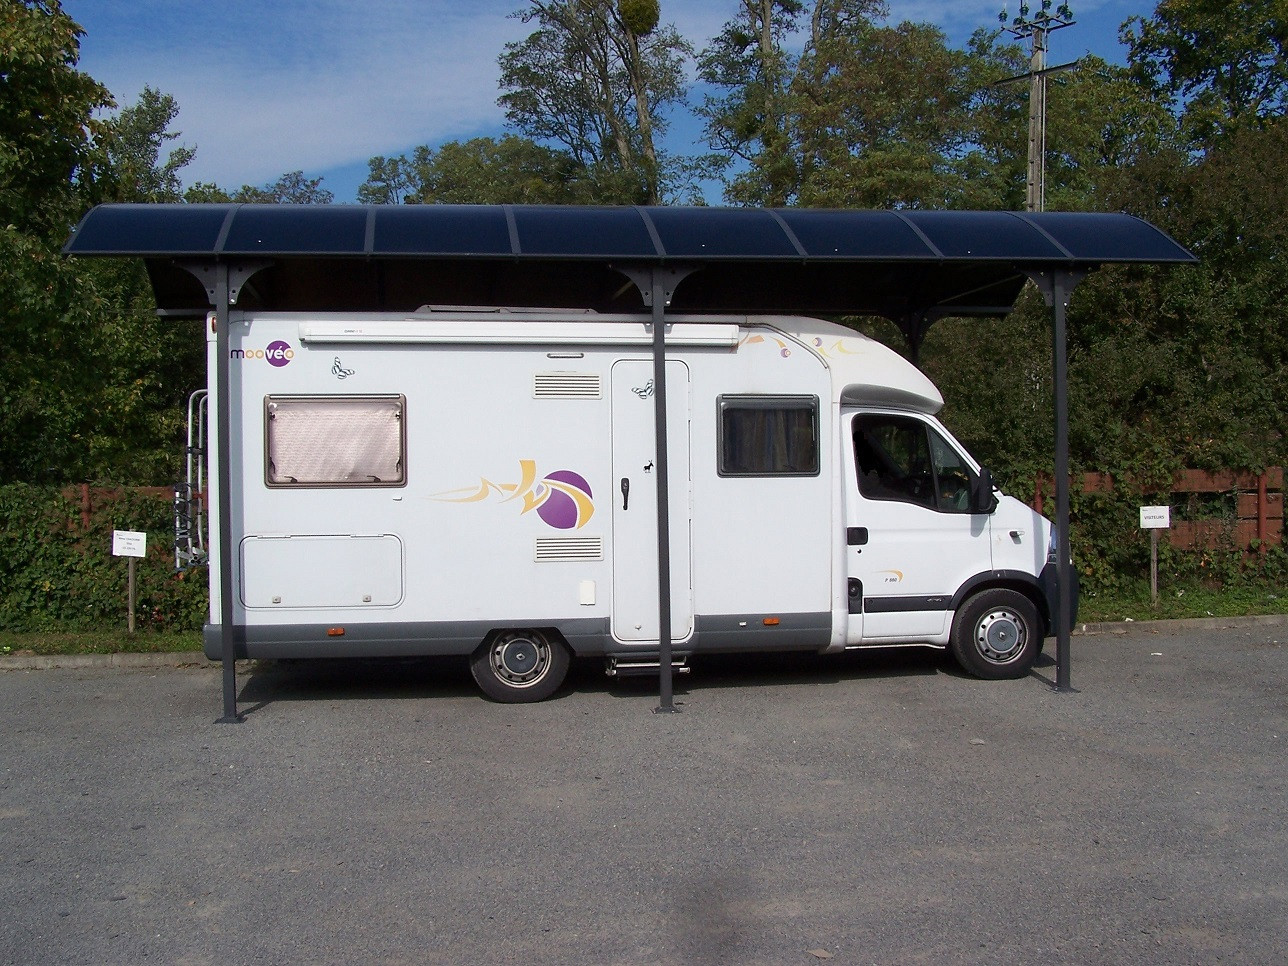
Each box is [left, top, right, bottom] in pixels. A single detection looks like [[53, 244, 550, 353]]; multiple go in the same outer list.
[[1123, 0, 1288, 145], [358, 154, 420, 205], [233, 170, 333, 204], [948, 29, 1029, 210], [699, 1, 1017, 209], [697, 0, 806, 206], [1, 0, 112, 482], [1038, 58, 1181, 213], [71, 87, 204, 483], [360, 136, 597, 205], [183, 171, 333, 204], [792, 3, 977, 208], [0, 0, 111, 233], [93, 86, 195, 203], [498, 0, 692, 203]]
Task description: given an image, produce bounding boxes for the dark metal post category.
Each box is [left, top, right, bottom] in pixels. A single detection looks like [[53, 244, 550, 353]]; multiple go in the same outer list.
[[614, 262, 696, 713], [1051, 272, 1074, 691], [650, 268, 677, 714], [1029, 268, 1084, 693], [214, 264, 242, 723]]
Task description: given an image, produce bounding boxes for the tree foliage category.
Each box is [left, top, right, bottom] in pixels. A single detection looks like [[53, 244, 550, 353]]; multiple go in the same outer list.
[[1, 5, 202, 485], [0, 0, 111, 233], [1123, 0, 1288, 144], [359, 136, 595, 204], [697, 0, 807, 206], [93, 86, 194, 203], [184, 170, 334, 204], [497, 0, 692, 203]]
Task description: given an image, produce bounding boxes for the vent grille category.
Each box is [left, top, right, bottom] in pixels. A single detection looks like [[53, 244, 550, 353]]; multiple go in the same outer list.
[[534, 372, 601, 399], [535, 536, 604, 562]]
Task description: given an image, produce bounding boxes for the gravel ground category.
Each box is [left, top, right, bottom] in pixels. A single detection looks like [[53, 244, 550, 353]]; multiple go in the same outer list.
[[1, 617, 1285, 965]]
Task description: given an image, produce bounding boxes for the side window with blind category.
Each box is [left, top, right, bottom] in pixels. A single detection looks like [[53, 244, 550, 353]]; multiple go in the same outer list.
[[265, 395, 406, 488], [718, 395, 820, 477]]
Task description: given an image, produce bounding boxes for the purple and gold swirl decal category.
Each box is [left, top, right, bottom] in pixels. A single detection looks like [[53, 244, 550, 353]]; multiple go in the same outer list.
[[433, 460, 595, 530]]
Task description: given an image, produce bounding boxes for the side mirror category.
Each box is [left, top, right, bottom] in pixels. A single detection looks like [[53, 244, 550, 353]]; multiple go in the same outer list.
[[971, 467, 999, 514]]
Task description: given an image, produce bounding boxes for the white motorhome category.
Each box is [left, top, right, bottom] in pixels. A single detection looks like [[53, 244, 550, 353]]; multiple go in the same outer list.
[[193, 305, 1069, 701]]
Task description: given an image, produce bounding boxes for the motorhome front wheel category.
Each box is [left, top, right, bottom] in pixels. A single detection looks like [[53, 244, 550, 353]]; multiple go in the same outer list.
[[470, 630, 571, 703], [949, 589, 1041, 680]]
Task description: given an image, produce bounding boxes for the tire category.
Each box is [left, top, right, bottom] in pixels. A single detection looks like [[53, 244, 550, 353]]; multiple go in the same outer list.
[[949, 589, 1041, 680], [470, 629, 570, 703]]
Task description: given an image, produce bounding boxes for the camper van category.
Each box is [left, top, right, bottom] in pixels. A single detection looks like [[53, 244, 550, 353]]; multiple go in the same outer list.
[[190, 306, 1070, 702]]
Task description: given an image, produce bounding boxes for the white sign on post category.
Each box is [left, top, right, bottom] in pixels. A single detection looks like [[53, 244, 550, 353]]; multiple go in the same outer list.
[[1139, 506, 1170, 607], [112, 530, 147, 634], [1139, 506, 1171, 529], [112, 530, 147, 558]]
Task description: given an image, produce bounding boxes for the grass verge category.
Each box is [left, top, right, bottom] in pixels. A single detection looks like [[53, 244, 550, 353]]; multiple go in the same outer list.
[[0, 629, 202, 657], [1077, 583, 1286, 623]]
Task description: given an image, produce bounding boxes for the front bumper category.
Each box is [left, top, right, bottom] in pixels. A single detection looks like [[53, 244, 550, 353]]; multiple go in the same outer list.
[[1038, 560, 1080, 634]]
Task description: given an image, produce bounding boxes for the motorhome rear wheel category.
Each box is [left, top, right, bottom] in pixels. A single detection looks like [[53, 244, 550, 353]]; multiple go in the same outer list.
[[470, 630, 571, 703]]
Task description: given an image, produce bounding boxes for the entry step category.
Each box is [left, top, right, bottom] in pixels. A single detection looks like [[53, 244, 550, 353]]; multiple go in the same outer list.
[[605, 657, 691, 678]]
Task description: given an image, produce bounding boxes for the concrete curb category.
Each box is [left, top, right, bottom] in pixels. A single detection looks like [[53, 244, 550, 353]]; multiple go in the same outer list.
[[1074, 613, 1288, 635], [0, 651, 241, 672], [2, 614, 1285, 671]]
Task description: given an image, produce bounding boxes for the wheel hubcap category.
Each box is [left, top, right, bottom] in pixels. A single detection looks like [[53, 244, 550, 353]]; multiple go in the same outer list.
[[491, 632, 550, 687], [975, 610, 1026, 663]]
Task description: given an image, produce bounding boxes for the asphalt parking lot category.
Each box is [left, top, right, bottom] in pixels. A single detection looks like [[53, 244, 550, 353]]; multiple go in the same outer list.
[[2, 618, 1285, 965]]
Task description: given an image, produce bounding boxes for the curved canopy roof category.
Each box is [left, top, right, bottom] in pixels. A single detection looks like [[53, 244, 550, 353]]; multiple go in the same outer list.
[[64, 203, 1195, 321]]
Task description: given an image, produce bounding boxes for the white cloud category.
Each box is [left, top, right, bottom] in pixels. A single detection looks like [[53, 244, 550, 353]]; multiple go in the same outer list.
[[67, 0, 529, 190]]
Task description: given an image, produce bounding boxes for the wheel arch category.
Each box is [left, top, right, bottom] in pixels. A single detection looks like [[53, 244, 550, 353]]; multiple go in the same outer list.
[[950, 571, 1051, 637]]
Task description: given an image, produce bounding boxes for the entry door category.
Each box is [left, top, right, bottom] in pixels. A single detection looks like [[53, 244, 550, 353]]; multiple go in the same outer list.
[[611, 360, 693, 644], [845, 410, 992, 640]]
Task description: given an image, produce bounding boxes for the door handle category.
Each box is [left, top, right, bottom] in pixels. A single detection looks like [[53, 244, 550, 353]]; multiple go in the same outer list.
[[620, 477, 630, 510]]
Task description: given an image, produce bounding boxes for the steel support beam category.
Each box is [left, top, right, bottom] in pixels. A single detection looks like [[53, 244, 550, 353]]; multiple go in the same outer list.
[[177, 261, 270, 723], [1028, 267, 1085, 692], [212, 265, 241, 722], [650, 283, 677, 713], [615, 264, 697, 713]]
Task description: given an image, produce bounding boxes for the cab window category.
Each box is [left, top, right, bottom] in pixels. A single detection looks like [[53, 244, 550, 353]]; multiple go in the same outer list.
[[852, 413, 975, 512]]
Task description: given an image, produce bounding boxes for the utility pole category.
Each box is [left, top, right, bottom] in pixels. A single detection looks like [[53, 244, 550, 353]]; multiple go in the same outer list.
[[998, 1, 1076, 211]]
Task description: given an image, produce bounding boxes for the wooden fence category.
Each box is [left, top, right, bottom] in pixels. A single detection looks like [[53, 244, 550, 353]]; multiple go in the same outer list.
[[1033, 468, 1284, 551]]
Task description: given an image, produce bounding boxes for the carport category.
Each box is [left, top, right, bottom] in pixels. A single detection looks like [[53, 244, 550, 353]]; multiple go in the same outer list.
[[65, 204, 1195, 719]]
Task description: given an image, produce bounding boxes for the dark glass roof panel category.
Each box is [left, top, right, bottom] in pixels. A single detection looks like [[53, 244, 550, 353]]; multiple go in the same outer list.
[[902, 210, 1066, 260], [777, 209, 930, 258], [1031, 211, 1185, 262], [647, 206, 800, 257], [220, 205, 369, 254], [62, 203, 230, 254], [512, 206, 657, 257], [373, 204, 511, 255]]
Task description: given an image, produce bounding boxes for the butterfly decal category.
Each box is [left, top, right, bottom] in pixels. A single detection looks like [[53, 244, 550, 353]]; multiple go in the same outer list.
[[631, 379, 655, 399], [332, 357, 355, 379]]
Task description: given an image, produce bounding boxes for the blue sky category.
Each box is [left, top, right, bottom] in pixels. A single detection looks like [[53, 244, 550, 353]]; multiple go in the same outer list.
[[63, 0, 1157, 203]]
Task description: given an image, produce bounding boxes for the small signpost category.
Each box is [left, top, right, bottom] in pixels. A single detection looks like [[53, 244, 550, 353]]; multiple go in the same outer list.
[[112, 530, 147, 633], [1139, 506, 1171, 606]]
